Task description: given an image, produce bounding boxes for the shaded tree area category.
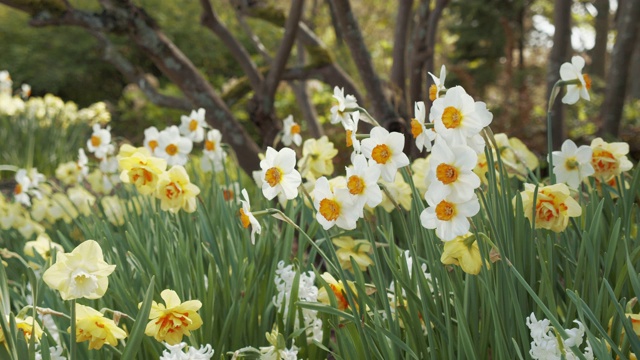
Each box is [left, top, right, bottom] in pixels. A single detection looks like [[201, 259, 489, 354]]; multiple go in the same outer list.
[[1, 0, 639, 173]]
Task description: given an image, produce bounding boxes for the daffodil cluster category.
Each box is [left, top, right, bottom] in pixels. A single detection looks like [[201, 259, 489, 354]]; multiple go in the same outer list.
[[526, 313, 593, 359]]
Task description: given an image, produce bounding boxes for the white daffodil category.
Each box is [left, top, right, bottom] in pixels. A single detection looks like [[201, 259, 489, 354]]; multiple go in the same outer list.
[[239, 189, 261, 244], [420, 192, 480, 242], [179, 108, 207, 142], [410, 101, 435, 152], [344, 111, 361, 153], [551, 139, 594, 189], [345, 154, 382, 217], [14, 169, 32, 206], [143, 126, 161, 155], [21, 84, 32, 99], [312, 176, 358, 230], [156, 126, 193, 166], [428, 64, 447, 101], [430, 86, 493, 148], [330, 86, 358, 125], [0, 70, 12, 95], [77, 148, 89, 181], [201, 129, 226, 173], [361, 126, 410, 182], [560, 56, 591, 105], [281, 115, 302, 147], [260, 147, 301, 200], [86, 124, 114, 159], [590, 137, 633, 182], [426, 138, 480, 203]]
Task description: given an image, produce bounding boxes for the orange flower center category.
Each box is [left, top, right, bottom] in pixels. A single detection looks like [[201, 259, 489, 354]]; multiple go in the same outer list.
[[583, 74, 592, 90], [90, 135, 101, 147], [290, 123, 301, 134], [205, 140, 215, 151], [265, 167, 283, 187], [371, 144, 391, 164], [347, 175, 366, 195], [592, 148, 617, 175], [346, 130, 353, 147], [164, 182, 181, 200], [148, 140, 158, 152], [535, 191, 567, 222], [442, 106, 462, 129], [319, 198, 341, 221], [239, 208, 251, 228], [189, 119, 199, 132], [223, 189, 234, 201], [429, 84, 438, 101], [410, 118, 423, 138], [165, 144, 178, 156], [435, 200, 456, 221], [131, 168, 154, 185], [436, 163, 459, 184], [14, 183, 22, 195], [330, 283, 350, 310]]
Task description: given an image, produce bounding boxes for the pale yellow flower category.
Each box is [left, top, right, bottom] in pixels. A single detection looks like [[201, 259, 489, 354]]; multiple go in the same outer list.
[[49, 193, 79, 224], [119, 147, 167, 195], [441, 233, 488, 275], [55, 161, 81, 186], [299, 136, 338, 181], [42, 240, 116, 300], [67, 186, 96, 217], [15, 316, 43, 343], [155, 165, 201, 213], [514, 183, 582, 233], [590, 137, 633, 182], [86, 169, 111, 194], [143, 289, 203, 345], [493, 133, 539, 180], [411, 156, 431, 197], [73, 304, 127, 350], [101, 195, 125, 226], [379, 173, 412, 213], [333, 236, 373, 272], [23, 233, 64, 263]]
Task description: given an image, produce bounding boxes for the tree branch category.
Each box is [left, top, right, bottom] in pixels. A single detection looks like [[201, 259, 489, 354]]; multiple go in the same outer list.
[[408, 0, 431, 105], [200, 0, 263, 91], [91, 31, 192, 110], [331, 0, 399, 127], [390, 0, 413, 110], [262, 0, 305, 112]]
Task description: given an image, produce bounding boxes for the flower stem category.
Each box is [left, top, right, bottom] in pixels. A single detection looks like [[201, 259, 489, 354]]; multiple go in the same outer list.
[[546, 80, 563, 184], [70, 299, 77, 360]]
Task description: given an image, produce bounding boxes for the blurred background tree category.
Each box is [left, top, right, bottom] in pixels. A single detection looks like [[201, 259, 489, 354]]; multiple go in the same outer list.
[[0, 0, 638, 173]]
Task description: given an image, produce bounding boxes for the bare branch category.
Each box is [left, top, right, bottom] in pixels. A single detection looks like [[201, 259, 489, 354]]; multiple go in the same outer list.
[[331, 0, 398, 126], [200, 0, 263, 91], [262, 0, 305, 112], [234, 9, 273, 62], [91, 31, 192, 110]]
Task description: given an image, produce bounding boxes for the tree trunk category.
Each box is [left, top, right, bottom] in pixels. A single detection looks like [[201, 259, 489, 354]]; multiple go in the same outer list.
[[589, 0, 609, 80], [408, 0, 431, 106], [599, 0, 640, 137], [390, 0, 414, 114], [546, 0, 571, 150], [628, 26, 640, 99], [424, 0, 448, 112], [331, 0, 400, 129]]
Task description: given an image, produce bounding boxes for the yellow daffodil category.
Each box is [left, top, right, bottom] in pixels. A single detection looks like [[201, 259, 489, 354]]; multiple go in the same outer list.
[[101, 195, 125, 226], [23, 233, 64, 266], [317, 273, 357, 310], [493, 133, 539, 180], [14, 316, 43, 343], [67, 186, 96, 217], [333, 236, 374, 272], [155, 165, 201, 213], [73, 304, 127, 350], [514, 183, 582, 233], [118, 147, 167, 195], [440, 233, 488, 275], [143, 289, 203, 345], [379, 173, 412, 213], [55, 161, 81, 186], [299, 136, 338, 181], [42, 240, 116, 300], [590, 137, 633, 182]]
